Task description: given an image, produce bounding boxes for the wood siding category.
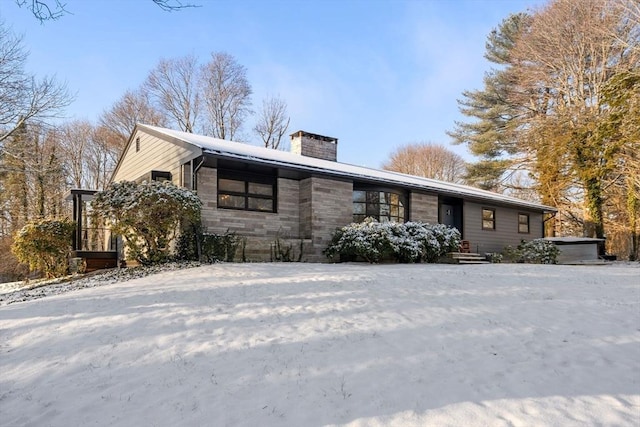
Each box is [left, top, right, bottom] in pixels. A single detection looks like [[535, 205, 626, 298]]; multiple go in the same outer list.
[[463, 202, 544, 254], [112, 130, 201, 183]]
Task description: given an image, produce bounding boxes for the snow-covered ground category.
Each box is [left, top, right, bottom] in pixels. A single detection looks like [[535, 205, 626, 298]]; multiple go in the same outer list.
[[1, 262, 639, 426]]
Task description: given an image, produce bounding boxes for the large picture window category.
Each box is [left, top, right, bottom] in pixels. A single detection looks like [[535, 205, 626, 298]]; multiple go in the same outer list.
[[218, 171, 275, 212], [482, 208, 495, 230], [353, 189, 406, 223]]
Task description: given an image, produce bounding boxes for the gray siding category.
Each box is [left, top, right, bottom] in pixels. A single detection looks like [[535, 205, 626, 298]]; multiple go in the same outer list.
[[112, 130, 201, 183], [463, 202, 544, 254]]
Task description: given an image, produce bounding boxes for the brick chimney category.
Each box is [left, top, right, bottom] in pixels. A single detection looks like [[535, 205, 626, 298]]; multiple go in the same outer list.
[[290, 131, 338, 162]]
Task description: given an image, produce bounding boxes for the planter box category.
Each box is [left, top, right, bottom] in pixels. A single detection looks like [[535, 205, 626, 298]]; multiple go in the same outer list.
[[70, 251, 118, 272]]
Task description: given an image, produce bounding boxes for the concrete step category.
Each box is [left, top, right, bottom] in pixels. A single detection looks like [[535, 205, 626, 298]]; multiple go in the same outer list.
[[446, 252, 489, 264]]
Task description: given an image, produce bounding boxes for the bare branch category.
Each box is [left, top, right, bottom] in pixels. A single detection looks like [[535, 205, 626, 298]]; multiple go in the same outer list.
[[152, 0, 200, 12], [15, 0, 69, 22], [143, 55, 200, 133], [253, 95, 290, 149], [15, 0, 200, 22], [0, 21, 74, 143], [200, 52, 253, 140]]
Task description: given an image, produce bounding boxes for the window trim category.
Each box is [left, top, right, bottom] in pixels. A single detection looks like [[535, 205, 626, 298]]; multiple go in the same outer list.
[[217, 169, 277, 213], [482, 207, 496, 230], [518, 213, 530, 234]]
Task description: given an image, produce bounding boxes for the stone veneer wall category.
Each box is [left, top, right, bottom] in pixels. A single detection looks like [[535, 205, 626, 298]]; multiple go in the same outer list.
[[197, 167, 308, 261], [197, 168, 353, 262], [409, 191, 438, 223], [299, 177, 353, 261]]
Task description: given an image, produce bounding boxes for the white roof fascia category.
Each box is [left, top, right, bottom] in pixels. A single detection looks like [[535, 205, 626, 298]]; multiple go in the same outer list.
[[137, 124, 556, 212]]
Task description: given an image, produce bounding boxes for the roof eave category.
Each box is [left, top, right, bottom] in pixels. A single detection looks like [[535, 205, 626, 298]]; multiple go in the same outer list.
[[204, 149, 556, 213]]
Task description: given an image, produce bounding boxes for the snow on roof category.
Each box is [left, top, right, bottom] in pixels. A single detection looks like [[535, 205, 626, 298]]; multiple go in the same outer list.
[[544, 237, 605, 243], [139, 124, 556, 212]]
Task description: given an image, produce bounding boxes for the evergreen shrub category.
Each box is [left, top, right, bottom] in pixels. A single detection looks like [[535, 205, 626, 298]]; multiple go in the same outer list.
[[176, 225, 239, 263], [502, 239, 559, 264], [11, 217, 75, 278]]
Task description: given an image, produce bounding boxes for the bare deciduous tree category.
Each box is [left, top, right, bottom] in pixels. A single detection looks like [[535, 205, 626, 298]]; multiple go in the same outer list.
[[0, 21, 73, 143], [100, 89, 167, 151], [200, 52, 252, 140], [253, 95, 290, 149], [56, 119, 93, 189], [144, 55, 200, 133], [382, 143, 467, 184], [87, 126, 118, 190]]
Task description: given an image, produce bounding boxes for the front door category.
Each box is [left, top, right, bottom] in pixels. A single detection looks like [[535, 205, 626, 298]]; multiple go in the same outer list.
[[441, 204, 455, 227], [439, 200, 463, 233]]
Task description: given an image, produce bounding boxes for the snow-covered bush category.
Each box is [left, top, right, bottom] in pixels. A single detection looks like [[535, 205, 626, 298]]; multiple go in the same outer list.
[[424, 223, 462, 262], [324, 218, 391, 263], [386, 222, 422, 263], [502, 239, 559, 264], [520, 239, 559, 264], [11, 217, 75, 278], [324, 219, 461, 263], [93, 181, 202, 265], [485, 252, 503, 263]]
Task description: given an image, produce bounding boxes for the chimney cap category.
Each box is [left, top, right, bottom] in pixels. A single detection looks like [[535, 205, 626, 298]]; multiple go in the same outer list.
[[290, 130, 338, 144]]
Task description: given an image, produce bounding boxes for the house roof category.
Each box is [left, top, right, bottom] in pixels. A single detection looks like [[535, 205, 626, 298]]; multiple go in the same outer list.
[[137, 124, 556, 212]]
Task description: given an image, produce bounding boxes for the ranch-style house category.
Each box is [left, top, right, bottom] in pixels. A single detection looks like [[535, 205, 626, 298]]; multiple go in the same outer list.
[[103, 124, 556, 262]]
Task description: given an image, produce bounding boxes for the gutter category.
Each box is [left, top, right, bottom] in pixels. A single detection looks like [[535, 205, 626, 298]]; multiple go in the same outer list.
[[203, 149, 557, 213], [191, 156, 205, 191]]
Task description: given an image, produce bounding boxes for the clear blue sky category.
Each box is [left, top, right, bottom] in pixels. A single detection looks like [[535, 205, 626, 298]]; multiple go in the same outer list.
[[1, 0, 543, 168]]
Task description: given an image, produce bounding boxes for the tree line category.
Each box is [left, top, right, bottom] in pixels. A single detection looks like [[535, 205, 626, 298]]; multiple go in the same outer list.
[[448, 0, 639, 259], [0, 19, 291, 240], [0, 17, 292, 278]]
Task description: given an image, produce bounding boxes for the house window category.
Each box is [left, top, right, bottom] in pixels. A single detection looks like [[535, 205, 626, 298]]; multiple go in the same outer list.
[[353, 189, 406, 223], [482, 208, 495, 230], [518, 213, 530, 234], [217, 171, 275, 213], [151, 171, 172, 182]]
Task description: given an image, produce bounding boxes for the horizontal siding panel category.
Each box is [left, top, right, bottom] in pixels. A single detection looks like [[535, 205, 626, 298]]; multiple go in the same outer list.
[[464, 202, 544, 254], [112, 131, 201, 183]]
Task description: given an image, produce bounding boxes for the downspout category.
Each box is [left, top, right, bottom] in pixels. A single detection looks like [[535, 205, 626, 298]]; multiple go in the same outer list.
[[191, 157, 205, 191], [191, 156, 205, 262], [543, 211, 557, 237]]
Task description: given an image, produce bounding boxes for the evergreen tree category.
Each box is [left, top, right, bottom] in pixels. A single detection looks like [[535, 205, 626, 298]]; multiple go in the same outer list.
[[450, 0, 638, 248]]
